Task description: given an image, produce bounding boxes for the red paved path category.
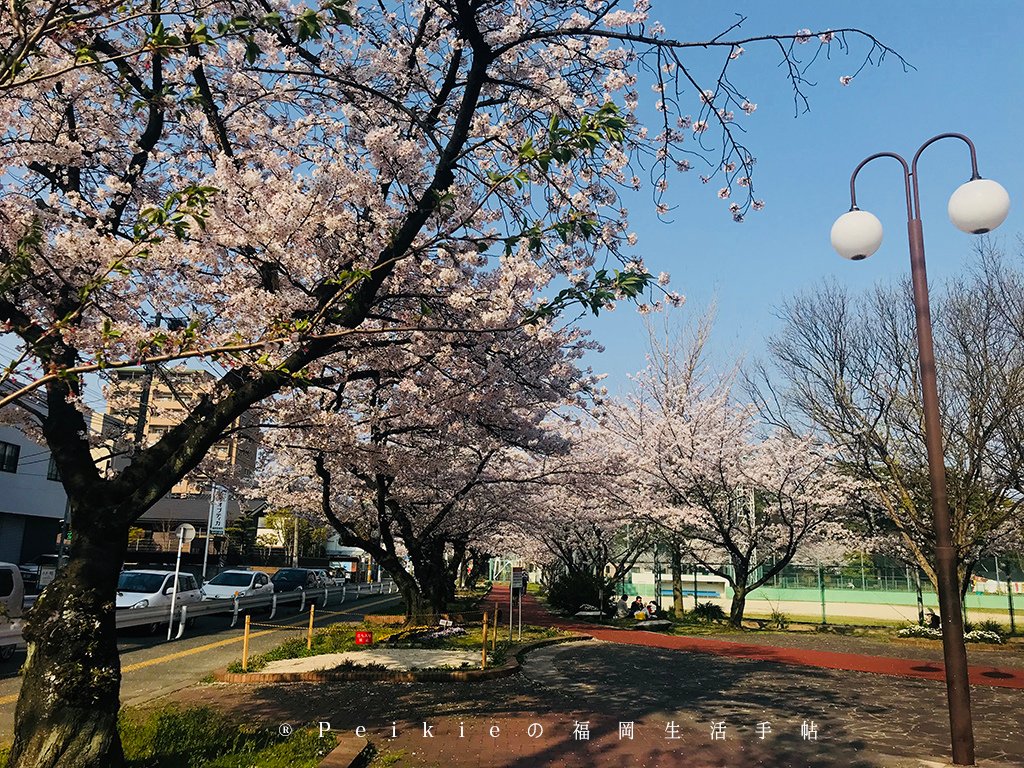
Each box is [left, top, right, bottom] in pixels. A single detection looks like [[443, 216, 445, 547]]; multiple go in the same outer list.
[[492, 585, 1024, 690]]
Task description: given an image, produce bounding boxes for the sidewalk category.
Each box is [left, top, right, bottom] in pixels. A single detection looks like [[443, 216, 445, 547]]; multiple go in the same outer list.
[[491, 585, 1024, 690]]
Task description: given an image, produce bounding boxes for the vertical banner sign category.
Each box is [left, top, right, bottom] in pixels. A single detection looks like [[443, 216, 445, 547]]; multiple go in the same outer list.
[[209, 486, 229, 535]]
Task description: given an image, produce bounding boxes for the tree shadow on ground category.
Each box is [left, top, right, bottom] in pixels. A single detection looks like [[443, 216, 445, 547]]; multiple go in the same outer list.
[[180, 639, 1023, 767]]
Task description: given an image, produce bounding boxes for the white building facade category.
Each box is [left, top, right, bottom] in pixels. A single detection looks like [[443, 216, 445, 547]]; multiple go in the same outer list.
[[0, 425, 67, 563]]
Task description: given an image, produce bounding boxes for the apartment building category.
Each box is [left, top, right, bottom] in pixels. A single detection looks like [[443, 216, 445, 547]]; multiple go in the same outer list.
[[0, 387, 67, 563]]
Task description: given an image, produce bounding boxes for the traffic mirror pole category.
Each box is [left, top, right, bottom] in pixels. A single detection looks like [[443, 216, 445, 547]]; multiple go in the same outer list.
[[167, 527, 184, 641], [202, 484, 214, 583]]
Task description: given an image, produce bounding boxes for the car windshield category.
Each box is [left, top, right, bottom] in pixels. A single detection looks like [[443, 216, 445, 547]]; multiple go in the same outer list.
[[209, 572, 252, 587], [117, 573, 165, 593], [273, 569, 304, 582]]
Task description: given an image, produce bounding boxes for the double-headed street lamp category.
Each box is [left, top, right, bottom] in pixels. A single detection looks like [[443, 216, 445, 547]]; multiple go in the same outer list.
[[830, 133, 1010, 767]]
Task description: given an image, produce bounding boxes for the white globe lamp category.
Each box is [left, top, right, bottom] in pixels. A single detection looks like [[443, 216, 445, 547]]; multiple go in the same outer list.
[[831, 209, 884, 261], [947, 178, 1010, 234]]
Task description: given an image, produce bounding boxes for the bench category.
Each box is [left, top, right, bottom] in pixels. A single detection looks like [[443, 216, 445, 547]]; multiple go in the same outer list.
[[631, 619, 673, 631]]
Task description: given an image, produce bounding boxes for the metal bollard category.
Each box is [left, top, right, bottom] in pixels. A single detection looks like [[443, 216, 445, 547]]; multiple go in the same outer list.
[[299, 588, 307, 613], [340, 583, 346, 604], [231, 596, 240, 628], [269, 593, 278, 620]]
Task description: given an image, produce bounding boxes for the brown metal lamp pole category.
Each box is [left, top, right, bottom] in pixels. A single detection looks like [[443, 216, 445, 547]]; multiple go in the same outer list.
[[832, 133, 1011, 767]]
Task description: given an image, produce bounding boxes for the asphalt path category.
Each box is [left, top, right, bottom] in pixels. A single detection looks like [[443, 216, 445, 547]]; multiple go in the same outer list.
[[0, 591, 403, 745]]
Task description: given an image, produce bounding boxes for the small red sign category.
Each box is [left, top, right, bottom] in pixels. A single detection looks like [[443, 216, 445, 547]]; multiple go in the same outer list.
[[355, 631, 373, 645]]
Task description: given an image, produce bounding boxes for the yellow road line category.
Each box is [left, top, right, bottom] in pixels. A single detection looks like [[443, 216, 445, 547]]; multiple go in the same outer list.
[[120, 629, 276, 673], [0, 593, 399, 707]]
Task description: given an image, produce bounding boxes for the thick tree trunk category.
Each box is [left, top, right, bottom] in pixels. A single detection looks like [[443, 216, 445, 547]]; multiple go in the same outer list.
[[405, 588, 434, 625], [7, 512, 128, 768], [402, 575, 447, 624], [407, 540, 455, 623], [670, 544, 685, 619], [729, 586, 748, 628]]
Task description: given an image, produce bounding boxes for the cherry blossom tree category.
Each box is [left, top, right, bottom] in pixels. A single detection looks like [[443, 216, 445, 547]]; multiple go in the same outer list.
[[606, 317, 861, 626], [512, 420, 654, 612], [255, 282, 600, 622], [0, 2, 903, 765]]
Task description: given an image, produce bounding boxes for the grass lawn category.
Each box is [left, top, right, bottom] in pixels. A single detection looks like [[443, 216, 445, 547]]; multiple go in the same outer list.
[[231, 619, 569, 673], [0, 706, 336, 768], [231, 583, 563, 673]]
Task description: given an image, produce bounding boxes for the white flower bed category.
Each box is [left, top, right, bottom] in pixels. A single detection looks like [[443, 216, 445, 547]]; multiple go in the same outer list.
[[965, 629, 1004, 644], [896, 625, 1004, 644], [897, 625, 941, 639]]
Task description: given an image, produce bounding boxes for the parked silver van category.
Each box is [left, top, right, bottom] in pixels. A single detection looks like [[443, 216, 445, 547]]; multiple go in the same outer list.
[[0, 562, 25, 661]]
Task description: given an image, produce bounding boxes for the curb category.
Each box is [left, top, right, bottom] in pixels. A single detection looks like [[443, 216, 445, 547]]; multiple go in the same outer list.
[[318, 735, 373, 768], [212, 633, 591, 684]]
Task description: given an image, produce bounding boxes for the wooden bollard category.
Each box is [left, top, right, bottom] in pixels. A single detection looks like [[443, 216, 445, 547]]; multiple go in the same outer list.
[[242, 614, 251, 672], [482, 612, 488, 669]]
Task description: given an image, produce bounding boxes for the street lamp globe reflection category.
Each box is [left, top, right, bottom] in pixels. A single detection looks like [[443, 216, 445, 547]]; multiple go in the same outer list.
[[830, 209, 883, 260], [947, 178, 1010, 234]]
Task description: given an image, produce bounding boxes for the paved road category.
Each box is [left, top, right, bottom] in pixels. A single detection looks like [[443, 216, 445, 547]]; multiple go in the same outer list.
[[0, 591, 402, 744]]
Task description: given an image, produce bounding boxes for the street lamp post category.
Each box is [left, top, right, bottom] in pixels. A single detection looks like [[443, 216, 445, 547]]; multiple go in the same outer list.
[[830, 133, 1010, 768]]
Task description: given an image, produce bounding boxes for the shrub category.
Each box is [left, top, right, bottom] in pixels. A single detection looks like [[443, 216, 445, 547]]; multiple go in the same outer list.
[[546, 571, 605, 614], [976, 619, 1005, 637], [963, 621, 975, 634], [767, 609, 790, 631], [691, 601, 726, 623]]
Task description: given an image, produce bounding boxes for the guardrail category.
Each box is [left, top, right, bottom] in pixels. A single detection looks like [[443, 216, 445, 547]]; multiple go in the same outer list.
[[1, 579, 398, 647], [0, 620, 23, 654]]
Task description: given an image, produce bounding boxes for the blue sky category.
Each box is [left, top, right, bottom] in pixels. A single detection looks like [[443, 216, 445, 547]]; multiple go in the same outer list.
[[582, 1, 1024, 391]]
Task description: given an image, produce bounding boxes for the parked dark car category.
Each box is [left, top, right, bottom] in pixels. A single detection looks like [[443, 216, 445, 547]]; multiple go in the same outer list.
[[270, 568, 320, 592], [18, 554, 67, 592]]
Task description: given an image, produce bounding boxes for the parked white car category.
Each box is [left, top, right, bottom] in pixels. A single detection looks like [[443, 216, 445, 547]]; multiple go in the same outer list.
[[0, 562, 25, 661], [202, 569, 272, 600], [115, 570, 203, 632]]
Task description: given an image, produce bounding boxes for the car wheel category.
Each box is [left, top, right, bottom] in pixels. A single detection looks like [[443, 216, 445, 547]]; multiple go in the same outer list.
[[0, 645, 16, 662]]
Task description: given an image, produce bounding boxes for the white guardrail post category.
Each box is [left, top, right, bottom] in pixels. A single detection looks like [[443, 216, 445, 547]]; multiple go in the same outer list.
[[175, 606, 188, 639]]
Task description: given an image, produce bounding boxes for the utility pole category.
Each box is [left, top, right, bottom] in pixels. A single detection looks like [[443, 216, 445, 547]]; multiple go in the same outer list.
[[292, 515, 299, 568], [131, 313, 187, 449]]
